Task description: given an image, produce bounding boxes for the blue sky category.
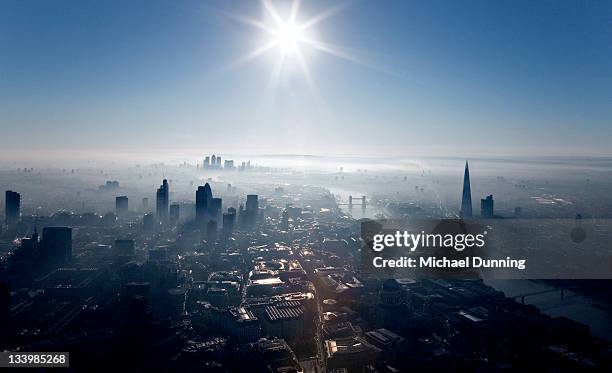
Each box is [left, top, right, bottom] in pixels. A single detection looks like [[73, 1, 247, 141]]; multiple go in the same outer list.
[[1, 0, 611, 158]]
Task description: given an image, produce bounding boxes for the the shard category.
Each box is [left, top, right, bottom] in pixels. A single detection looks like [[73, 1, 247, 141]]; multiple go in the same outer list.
[[460, 161, 472, 218]]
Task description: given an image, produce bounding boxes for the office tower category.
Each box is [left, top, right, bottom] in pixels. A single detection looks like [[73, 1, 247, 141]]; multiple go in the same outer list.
[[245, 194, 259, 226], [206, 220, 218, 243], [216, 156, 222, 167], [142, 197, 149, 211], [223, 207, 236, 235], [156, 179, 169, 223], [169, 203, 180, 224], [224, 160, 234, 169], [42, 227, 72, 265], [211, 155, 217, 167], [114, 239, 135, 256], [481, 195, 494, 218], [196, 183, 213, 226], [116, 196, 128, 218], [5, 190, 20, 226], [204, 156, 210, 168], [460, 161, 472, 218], [238, 204, 245, 225], [514, 206, 522, 218], [246, 194, 258, 213], [19, 228, 40, 262], [143, 213, 155, 232], [212, 198, 222, 221]]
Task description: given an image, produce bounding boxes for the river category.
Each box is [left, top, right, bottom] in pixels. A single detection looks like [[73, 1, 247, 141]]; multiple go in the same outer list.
[[485, 280, 612, 341]]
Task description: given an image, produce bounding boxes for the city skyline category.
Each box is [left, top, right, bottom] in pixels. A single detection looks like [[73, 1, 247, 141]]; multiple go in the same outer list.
[[2, 0, 612, 159]]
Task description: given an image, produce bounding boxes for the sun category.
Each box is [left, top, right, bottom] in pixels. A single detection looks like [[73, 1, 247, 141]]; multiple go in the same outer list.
[[273, 21, 303, 55], [227, 0, 356, 96]]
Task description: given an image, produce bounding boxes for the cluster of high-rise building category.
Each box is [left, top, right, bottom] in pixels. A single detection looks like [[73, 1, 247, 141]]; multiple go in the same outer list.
[[201, 155, 258, 171], [202, 154, 236, 170], [144, 179, 258, 240], [1, 164, 610, 372]]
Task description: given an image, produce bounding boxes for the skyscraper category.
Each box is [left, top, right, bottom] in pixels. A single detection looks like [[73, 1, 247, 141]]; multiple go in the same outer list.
[[246, 194, 258, 212], [481, 195, 494, 218], [212, 197, 222, 222], [460, 161, 473, 218], [245, 194, 259, 226], [223, 207, 236, 235], [169, 203, 180, 224], [143, 213, 155, 232], [116, 196, 128, 218], [42, 227, 72, 266], [206, 219, 218, 243], [5, 190, 20, 226], [156, 179, 169, 223], [196, 183, 213, 227]]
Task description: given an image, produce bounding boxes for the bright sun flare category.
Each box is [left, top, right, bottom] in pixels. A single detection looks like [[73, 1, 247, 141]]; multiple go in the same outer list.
[[273, 22, 303, 55], [228, 0, 355, 96]]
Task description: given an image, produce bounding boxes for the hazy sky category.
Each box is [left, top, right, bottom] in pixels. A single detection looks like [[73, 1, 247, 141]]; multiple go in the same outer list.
[[1, 0, 611, 159]]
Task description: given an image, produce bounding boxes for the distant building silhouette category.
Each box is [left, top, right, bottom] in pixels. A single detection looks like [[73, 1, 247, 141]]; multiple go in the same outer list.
[[244, 194, 259, 226], [481, 194, 494, 218], [142, 197, 149, 212], [114, 239, 135, 257], [19, 228, 40, 262], [42, 227, 72, 266], [196, 183, 213, 227], [156, 179, 169, 223], [212, 197, 222, 223], [460, 161, 472, 218], [169, 203, 180, 224], [5, 190, 20, 226], [514, 206, 522, 218], [116, 196, 128, 218], [206, 220, 218, 243], [223, 207, 236, 235], [143, 213, 155, 232]]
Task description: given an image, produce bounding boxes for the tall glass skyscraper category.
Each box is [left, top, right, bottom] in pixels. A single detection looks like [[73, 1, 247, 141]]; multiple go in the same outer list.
[[156, 179, 169, 223], [460, 162, 472, 218]]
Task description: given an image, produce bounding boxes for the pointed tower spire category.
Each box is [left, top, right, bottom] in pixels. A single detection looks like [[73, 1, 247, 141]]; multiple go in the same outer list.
[[460, 161, 473, 218]]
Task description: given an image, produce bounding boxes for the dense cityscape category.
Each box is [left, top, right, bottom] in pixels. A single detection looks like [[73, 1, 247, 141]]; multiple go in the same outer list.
[[2, 0, 612, 370], [1, 156, 611, 371]]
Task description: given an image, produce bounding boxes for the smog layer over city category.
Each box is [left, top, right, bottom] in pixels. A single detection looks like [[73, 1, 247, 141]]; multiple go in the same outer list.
[[1, 0, 612, 372]]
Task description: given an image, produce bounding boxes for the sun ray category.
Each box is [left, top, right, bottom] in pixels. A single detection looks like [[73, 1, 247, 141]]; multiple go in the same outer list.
[[263, 53, 286, 102], [228, 40, 278, 70], [300, 36, 397, 76], [289, 0, 301, 24], [223, 12, 276, 35], [223, 0, 393, 103], [263, 0, 285, 28], [298, 1, 349, 31]]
